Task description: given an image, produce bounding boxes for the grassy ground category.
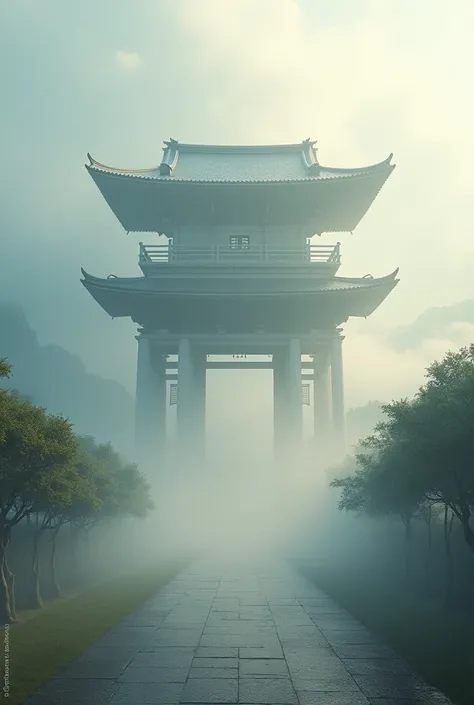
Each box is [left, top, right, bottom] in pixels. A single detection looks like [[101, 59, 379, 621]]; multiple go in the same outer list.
[[0, 561, 182, 705], [297, 560, 474, 705]]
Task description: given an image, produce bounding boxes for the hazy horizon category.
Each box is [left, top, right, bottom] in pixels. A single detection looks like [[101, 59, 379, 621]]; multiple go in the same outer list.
[[2, 11, 473, 703], [2, 0, 474, 417]]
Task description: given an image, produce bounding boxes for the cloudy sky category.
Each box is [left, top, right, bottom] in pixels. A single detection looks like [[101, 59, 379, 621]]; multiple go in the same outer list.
[[1, 0, 474, 410]]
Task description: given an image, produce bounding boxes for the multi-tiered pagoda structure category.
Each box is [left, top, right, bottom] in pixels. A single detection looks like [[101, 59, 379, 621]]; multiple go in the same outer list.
[[82, 139, 398, 466]]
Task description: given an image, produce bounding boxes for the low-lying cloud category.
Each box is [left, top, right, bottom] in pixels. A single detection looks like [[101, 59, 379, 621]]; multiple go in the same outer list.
[[344, 319, 474, 408], [115, 50, 142, 70]]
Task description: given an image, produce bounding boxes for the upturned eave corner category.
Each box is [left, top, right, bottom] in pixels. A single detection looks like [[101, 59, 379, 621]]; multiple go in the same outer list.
[[380, 266, 400, 282]]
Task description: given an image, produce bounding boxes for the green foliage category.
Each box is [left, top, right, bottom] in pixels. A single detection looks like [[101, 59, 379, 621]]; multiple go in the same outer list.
[[0, 357, 11, 378], [331, 343, 474, 554], [70, 436, 153, 530], [325, 347, 474, 703], [0, 361, 153, 620], [0, 390, 77, 526]]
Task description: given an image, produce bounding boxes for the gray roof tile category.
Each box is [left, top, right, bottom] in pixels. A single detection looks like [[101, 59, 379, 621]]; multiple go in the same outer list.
[[87, 141, 394, 184]]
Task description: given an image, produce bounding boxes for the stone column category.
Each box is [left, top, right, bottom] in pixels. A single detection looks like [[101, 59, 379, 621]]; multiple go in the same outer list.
[[314, 360, 331, 439], [193, 349, 207, 462], [287, 338, 303, 443], [135, 335, 166, 466], [177, 338, 195, 454], [273, 348, 287, 454], [331, 333, 345, 455]]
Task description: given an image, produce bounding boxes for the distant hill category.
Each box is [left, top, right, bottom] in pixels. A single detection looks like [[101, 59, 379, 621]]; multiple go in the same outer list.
[[344, 300, 474, 448], [0, 302, 134, 456], [345, 400, 384, 450], [388, 300, 474, 351]]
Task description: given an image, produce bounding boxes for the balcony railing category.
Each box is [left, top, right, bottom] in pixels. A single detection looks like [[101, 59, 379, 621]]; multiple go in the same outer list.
[[139, 243, 340, 265]]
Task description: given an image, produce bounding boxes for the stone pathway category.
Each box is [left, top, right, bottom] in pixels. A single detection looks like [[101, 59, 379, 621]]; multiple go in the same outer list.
[[26, 557, 453, 704]]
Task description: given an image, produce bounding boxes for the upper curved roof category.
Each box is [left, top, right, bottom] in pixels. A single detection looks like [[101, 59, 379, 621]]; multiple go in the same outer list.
[[87, 139, 394, 185], [85, 139, 395, 233]]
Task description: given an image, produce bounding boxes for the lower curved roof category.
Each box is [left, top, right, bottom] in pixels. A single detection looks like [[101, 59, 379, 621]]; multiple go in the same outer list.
[[81, 269, 399, 333]]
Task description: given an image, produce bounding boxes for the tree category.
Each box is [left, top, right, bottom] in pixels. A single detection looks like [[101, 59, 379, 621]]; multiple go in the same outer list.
[[330, 344, 474, 605], [414, 498, 440, 597], [27, 452, 98, 605], [0, 358, 11, 379], [76, 437, 152, 523], [332, 400, 427, 578], [0, 387, 76, 621], [67, 437, 153, 581], [62, 441, 105, 585], [0, 359, 152, 617], [412, 345, 474, 554], [442, 503, 456, 606]]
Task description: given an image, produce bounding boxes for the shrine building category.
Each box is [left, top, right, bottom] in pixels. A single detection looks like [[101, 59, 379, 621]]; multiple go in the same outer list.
[[81, 139, 398, 465]]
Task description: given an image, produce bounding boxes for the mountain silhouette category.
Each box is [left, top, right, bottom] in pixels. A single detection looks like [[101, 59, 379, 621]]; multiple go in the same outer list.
[[0, 302, 134, 456], [388, 299, 474, 350], [345, 400, 384, 449]]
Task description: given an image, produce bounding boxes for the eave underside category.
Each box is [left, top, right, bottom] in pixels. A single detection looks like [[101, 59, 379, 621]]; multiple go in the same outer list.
[[86, 165, 394, 233], [81, 272, 398, 333]]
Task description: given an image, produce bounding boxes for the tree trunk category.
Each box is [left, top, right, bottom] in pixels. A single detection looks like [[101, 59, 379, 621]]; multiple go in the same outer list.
[[460, 505, 474, 553], [70, 523, 80, 584], [0, 526, 15, 624], [2, 525, 16, 619], [443, 504, 454, 607], [3, 551, 16, 620], [423, 505, 433, 597], [50, 528, 61, 598], [28, 527, 43, 609], [81, 527, 91, 586], [84, 527, 90, 561], [403, 516, 413, 580]]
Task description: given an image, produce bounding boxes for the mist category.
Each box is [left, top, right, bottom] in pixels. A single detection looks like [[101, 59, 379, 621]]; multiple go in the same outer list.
[[2, 0, 474, 624], [3, 4, 474, 703], [2, 0, 474, 397]]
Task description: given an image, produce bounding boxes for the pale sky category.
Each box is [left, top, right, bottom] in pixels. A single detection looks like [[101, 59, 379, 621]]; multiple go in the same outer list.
[[1, 0, 474, 410]]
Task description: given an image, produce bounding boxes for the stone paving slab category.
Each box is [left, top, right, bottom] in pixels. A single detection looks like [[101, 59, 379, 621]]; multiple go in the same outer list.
[[24, 557, 454, 705]]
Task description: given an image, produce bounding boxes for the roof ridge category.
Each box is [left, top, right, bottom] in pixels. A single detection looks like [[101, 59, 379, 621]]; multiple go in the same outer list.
[[162, 141, 314, 153]]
